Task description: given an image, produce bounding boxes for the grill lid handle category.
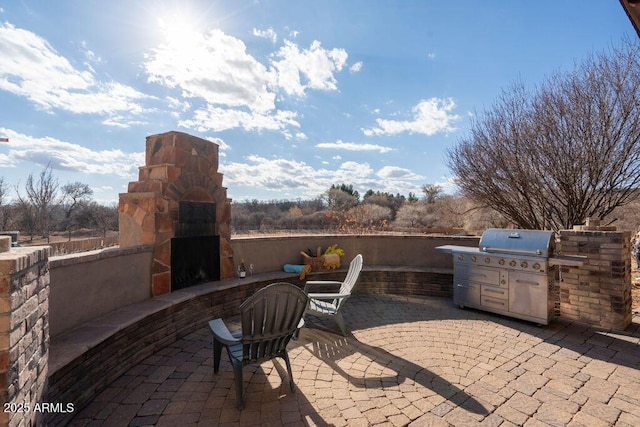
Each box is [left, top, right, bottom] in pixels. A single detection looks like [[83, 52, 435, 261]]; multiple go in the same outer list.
[[481, 246, 543, 256]]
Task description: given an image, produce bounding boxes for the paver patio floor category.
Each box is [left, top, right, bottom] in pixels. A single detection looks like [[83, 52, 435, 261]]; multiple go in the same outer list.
[[68, 294, 640, 426]]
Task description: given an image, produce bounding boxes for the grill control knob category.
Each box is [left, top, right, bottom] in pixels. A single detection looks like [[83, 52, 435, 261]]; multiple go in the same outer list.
[[471, 256, 477, 262], [533, 262, 541, 270], [521, 261, 528, 269], [457, 254, 464, 261], [485, 257, 491, 264], [509, 260, 517, 267], [498, 259, 505, 265]]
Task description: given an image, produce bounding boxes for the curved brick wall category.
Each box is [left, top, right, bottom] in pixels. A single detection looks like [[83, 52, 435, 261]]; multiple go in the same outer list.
[[46, 266, 451, 426]]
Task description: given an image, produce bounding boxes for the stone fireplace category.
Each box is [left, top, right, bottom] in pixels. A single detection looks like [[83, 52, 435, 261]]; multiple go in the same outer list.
[[118, 131, 234, 296]]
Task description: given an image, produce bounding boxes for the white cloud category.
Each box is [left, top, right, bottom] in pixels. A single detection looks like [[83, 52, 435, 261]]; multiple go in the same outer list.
[[101, 116, 148, 128], [362, 98, 460, 136], [0, 153, 14, 168], [435, 175, 458, 194], [144, 28, 349, 135], [92, 185, 115, 195], [144, 28, 277, 113], [221, 155, 424, 199], [271, 40, 348, 97], [0, 23, 149, 118], [179, 105, 300, 133], [316, 140, 394, 153], [427, 52, 436, 60], [0, 128, 143, 177], [253, 27, 277, 44], [80, 40, 103, 64], [349, 61, 363, 73], [377, 166, 424, 181], [222, 156, 374, 196]]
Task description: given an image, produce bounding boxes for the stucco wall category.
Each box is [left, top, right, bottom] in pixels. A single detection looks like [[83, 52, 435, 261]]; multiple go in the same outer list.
[[47, 235, 478, 337], [229, 234, 478, 273], [49, 245, 153, 338]]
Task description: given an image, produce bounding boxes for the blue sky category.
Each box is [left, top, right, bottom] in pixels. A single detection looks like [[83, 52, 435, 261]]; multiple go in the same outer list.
[[0, 1, 635, 204]]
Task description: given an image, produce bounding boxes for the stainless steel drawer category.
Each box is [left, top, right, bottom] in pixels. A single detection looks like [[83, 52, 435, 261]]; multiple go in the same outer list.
[[453, 281, 481, 308], [462, 266, 501, 286], [481, 295, 509, 311], [481, 285, 508, 300]]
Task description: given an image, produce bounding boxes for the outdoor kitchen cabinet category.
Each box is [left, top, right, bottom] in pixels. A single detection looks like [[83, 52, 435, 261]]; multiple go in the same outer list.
[[508, 271, 549, 321], [452, 259, 551, 325]]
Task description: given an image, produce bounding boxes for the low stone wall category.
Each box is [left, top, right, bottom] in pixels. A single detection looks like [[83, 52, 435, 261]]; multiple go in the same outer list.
[[47, 236, 119, 256], [320, 267, 453, 299], [0, 244, 50, 427]]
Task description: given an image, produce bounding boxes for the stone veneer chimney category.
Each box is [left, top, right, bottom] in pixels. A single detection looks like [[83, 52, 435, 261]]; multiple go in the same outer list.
[[118, 131, 234, 296]]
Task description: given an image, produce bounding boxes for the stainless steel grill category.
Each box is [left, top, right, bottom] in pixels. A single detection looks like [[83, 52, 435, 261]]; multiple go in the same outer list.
[[437, 228, 584, 325]]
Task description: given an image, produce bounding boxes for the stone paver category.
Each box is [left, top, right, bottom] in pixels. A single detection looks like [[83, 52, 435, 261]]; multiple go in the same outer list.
[[67, 294, 640, 426]]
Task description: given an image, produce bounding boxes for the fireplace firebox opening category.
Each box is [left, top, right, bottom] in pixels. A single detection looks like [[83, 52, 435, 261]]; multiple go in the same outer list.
[[171, 235, 220, 291]]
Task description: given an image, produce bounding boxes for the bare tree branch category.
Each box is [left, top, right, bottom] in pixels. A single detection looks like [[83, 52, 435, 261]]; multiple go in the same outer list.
[[448, 37, 640, 231]]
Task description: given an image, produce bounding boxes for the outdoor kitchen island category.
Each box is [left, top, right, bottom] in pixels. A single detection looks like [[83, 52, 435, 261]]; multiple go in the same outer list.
[[437, 228, 585, 325]]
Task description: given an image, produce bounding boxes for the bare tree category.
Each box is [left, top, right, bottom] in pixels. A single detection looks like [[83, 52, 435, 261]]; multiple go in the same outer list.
[[92, 203, 118, 237], [60, 182, 93, 240], [24, 164, 59, 241], [346, 204, 391, 232], [324, 187, 359, 211], [448, 38, 640, 231], [14, 185, 37, 240], [421, 184, 443, 204], [393, 202, 427, 229]]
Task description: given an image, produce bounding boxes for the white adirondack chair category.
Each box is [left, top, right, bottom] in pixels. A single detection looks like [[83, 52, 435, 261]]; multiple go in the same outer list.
[[300, 254, 363, 336]]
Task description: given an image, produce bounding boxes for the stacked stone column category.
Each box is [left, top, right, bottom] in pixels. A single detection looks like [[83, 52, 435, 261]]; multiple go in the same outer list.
[[0, 236, 50, 426], [557, 229, 632, 330]]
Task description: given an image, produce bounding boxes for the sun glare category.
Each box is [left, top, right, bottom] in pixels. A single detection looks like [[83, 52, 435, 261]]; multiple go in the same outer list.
[[157, 15, 202, 48]]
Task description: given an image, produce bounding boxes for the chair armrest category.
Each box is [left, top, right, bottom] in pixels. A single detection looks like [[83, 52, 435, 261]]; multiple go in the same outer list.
[[307, 292, 351, 300], [209, 318, 240, 346], [304, 281, 342, 292]]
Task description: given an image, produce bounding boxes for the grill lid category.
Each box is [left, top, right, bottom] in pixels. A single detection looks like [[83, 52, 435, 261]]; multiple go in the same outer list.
[[479, 228, 554, 257]]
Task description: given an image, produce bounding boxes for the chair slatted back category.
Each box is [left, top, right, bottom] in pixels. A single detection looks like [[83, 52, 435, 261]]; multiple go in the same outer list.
[[239, 282, 308, 363], [338, 254, 363, 296]]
